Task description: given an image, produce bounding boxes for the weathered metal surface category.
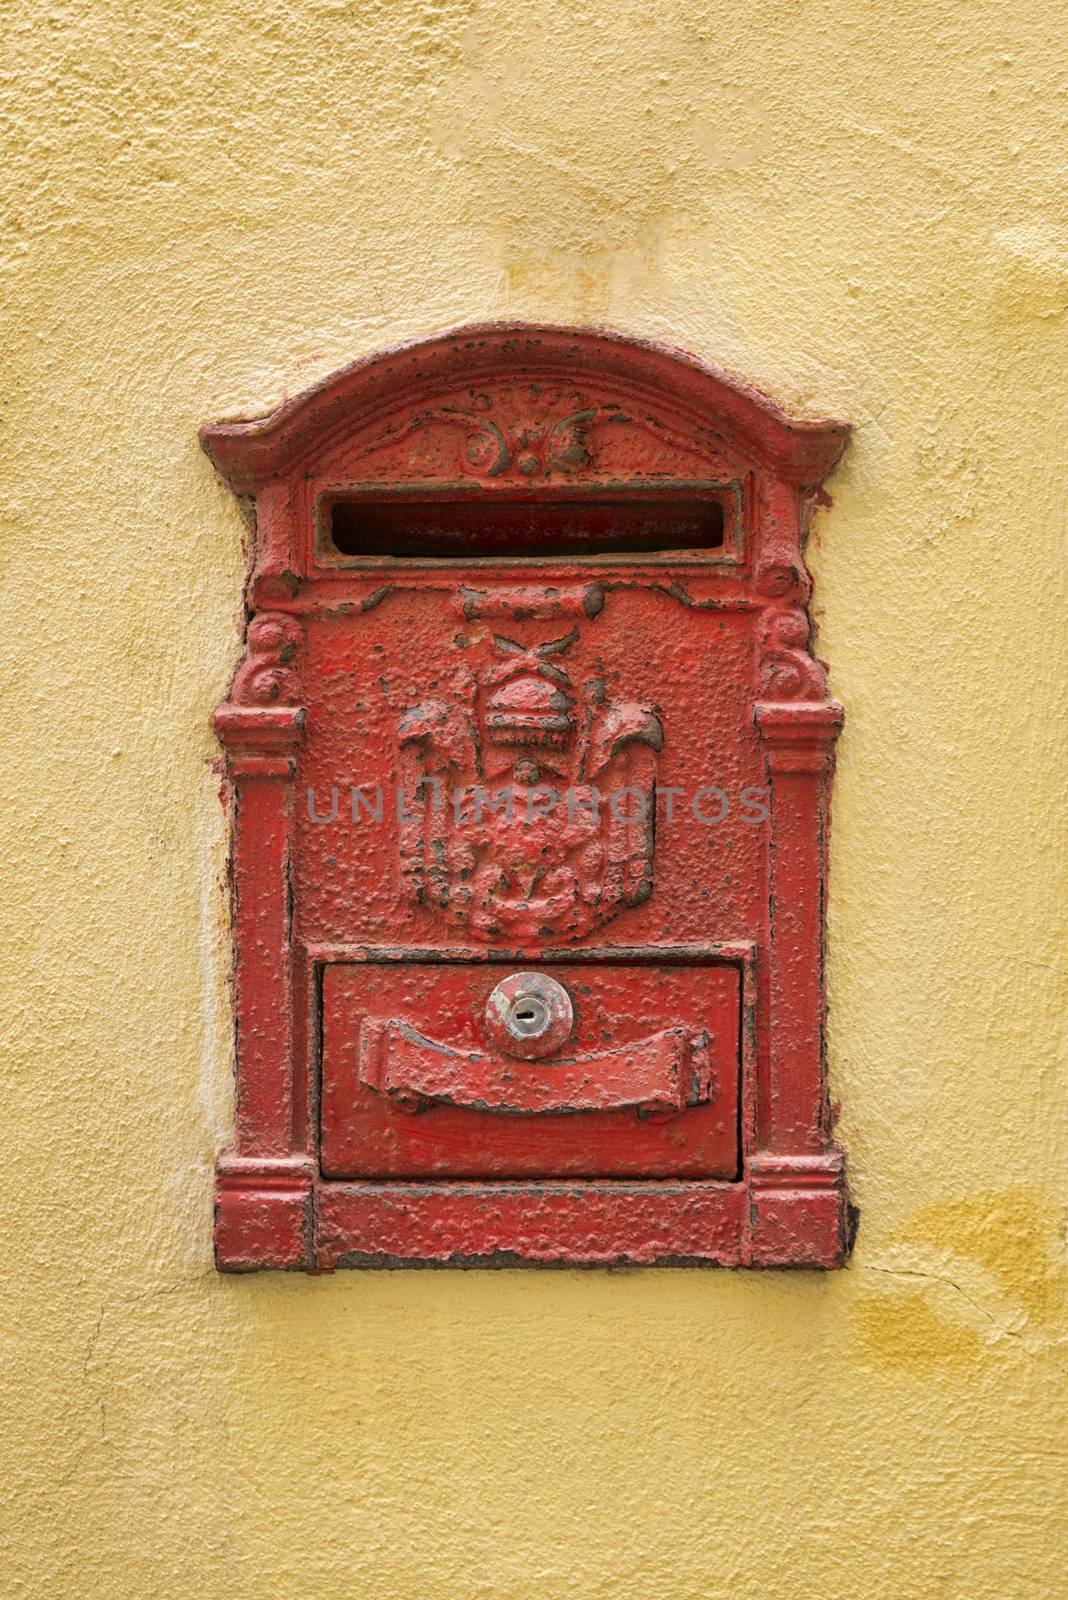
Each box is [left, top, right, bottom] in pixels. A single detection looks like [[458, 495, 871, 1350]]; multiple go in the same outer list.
[[322, 960, 738, 1177], [204, 322, 850, 1271]]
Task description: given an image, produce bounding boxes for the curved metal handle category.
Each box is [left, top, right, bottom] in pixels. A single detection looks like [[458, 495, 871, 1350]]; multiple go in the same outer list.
[[359, 1019, 714, 1119]]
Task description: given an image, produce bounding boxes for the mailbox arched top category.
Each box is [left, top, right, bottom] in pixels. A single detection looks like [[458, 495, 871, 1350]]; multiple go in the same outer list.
[[200, 322, 849, 495]]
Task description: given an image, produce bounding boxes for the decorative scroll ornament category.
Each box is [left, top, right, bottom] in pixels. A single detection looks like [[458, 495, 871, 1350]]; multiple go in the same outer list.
[[362, 397, 718, 482], [758, 606, 829, 701], [230, 613, 302, 706], [398, 628, 663, 942]]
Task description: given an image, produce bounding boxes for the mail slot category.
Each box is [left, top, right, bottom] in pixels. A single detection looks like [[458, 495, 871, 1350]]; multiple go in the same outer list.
[[204, 322, 852, 1270]]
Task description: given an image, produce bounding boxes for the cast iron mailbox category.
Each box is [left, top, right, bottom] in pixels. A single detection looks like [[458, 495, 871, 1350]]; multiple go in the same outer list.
[[202, 324, 851, 1270]]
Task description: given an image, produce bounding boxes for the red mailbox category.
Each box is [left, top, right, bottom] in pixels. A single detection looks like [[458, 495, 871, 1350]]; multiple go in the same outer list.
[[202, 324, 852, 1270]]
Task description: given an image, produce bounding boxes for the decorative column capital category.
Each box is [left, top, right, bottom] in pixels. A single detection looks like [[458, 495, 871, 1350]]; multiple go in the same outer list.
[[755, 700, 843, 771], [213, 704, 306, 775], [214, 610, 306, 774]]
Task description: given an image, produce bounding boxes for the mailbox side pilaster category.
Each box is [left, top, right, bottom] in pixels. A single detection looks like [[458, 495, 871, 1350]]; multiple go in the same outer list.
[[751, 699, 847, 1266]]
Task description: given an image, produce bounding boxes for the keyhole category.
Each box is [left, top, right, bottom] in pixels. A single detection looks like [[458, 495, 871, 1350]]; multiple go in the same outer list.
[[509, 995, 549, 1038], [485, 972, 574, 1059]]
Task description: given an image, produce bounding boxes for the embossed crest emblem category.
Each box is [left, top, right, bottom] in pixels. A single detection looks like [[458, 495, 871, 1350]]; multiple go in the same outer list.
[[398, 629, 663, 943]]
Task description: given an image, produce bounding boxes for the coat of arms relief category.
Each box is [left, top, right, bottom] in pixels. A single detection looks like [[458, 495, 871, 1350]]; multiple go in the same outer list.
[[397, 628, 663, 943]]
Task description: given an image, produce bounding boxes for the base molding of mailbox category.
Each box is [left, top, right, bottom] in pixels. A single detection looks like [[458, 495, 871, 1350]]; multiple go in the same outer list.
[[214, 1161, 849, 1272], [214, 1156, 317, 1272]]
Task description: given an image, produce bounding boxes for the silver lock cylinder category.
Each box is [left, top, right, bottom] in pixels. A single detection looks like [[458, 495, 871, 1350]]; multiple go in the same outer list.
[[484, 972, 574, 1060]]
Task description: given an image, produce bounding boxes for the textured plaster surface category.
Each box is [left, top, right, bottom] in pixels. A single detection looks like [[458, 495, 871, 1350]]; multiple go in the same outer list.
[[2, 2, 1067, 1596]]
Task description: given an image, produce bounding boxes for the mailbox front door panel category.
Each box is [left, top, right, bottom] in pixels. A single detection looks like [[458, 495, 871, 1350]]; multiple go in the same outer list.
[[204, 323, 853, 1271], [321, 961, 740, 1179]]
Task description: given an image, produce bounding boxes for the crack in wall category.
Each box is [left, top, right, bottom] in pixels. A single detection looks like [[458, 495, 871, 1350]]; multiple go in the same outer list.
[[859, 1261, 1068, 1378], [59, 1273, 217, 1489]]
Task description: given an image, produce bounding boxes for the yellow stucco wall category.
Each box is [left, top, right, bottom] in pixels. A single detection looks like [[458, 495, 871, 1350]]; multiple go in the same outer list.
[[3, 2, 1067, 1595]]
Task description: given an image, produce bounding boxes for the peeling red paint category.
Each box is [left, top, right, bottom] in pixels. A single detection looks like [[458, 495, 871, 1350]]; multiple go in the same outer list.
[[204, 322, 851, 1272]]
